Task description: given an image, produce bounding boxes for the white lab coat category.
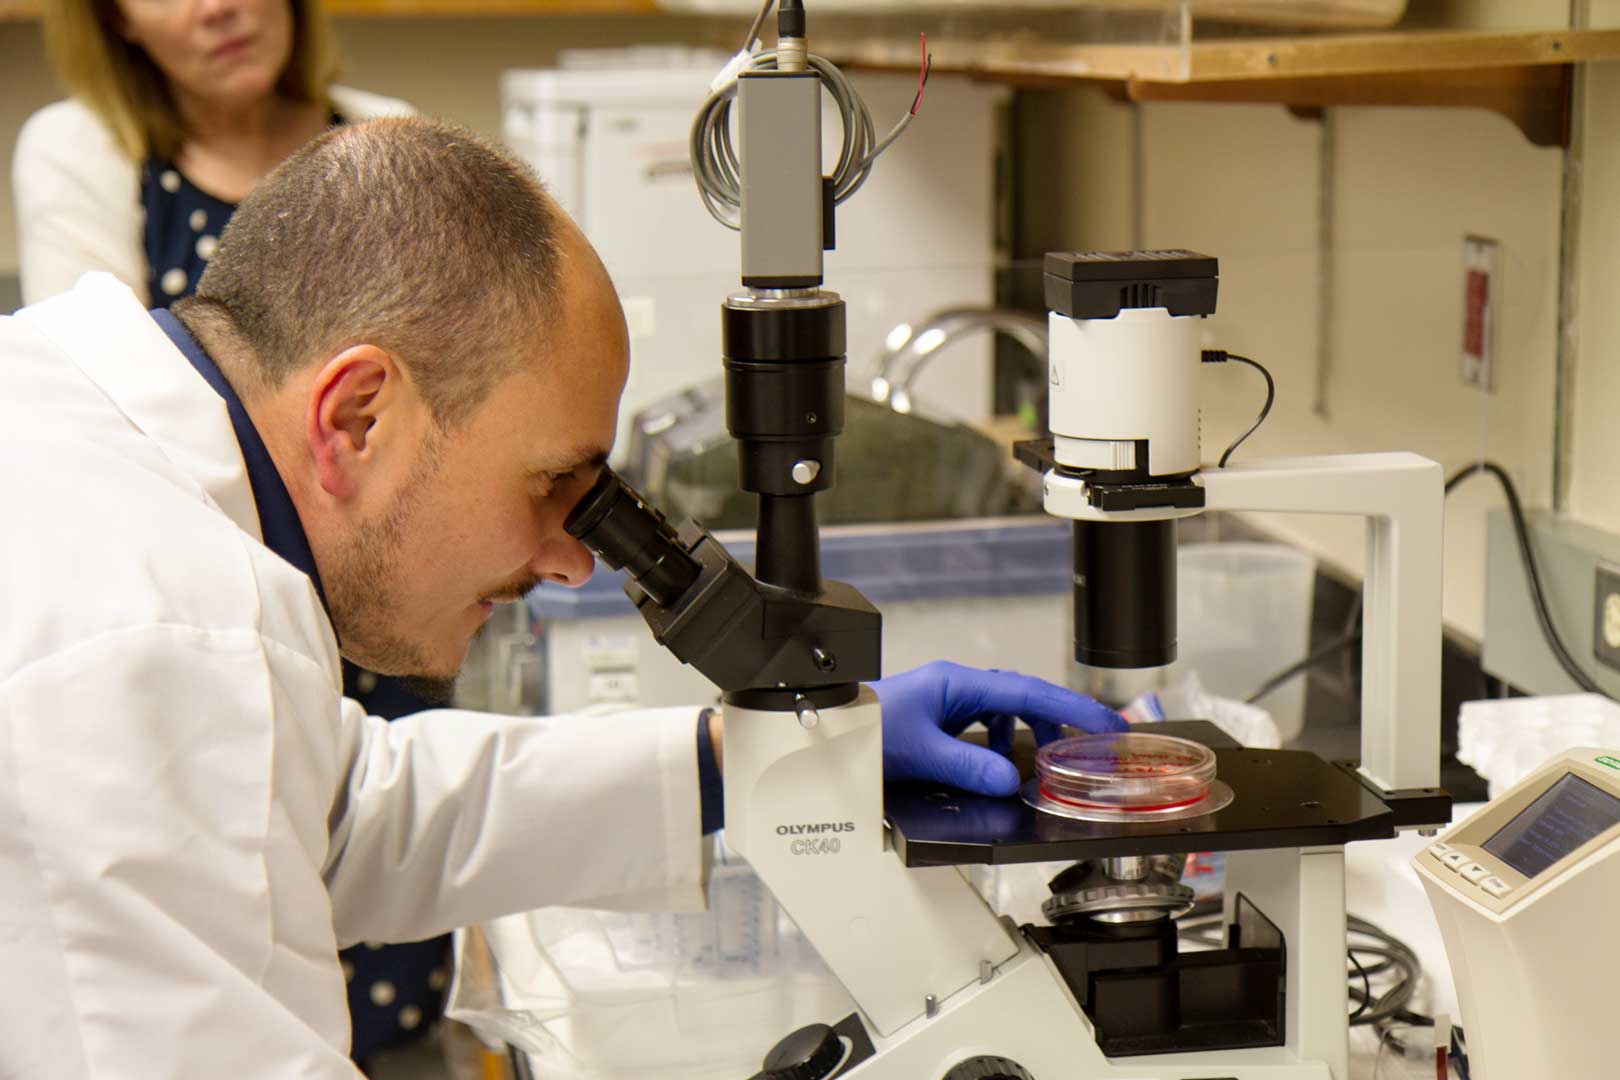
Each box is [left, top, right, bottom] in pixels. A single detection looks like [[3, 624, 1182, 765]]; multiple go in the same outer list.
[[0, 275, 706, 1078]]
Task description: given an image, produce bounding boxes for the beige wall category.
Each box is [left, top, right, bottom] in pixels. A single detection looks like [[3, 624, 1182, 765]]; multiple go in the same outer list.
[[0, 15, 712, 277], [1021, 87, 1565, 641], [330, 15, 710, 137], [1569, 61, 1620, 535], [1, 20, 56, 278]]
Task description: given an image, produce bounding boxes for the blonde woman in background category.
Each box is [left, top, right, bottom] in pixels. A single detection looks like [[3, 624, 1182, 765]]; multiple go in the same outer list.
[[11, 3, 448, 1071], [13, 0, 407, 307]]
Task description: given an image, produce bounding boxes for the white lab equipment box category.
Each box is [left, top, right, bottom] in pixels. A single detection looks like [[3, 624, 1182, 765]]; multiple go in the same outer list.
[[501, 55, 1007, 459], [1416, 748, 1620, 1080]]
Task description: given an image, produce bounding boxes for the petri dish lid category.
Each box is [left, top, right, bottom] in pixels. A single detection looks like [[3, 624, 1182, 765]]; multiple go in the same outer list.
[[1035, 732, 1217, 812]]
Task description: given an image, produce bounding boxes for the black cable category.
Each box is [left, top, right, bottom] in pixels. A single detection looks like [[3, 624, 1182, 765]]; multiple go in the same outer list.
[[1345, 947, 1398, 980], [1348, 948, 1373, 1022], [1248, 582, 1374, 704], [1349, 959, 1422, 1027], [1445, 461, 1606, 695], [1247, 627, 1360, 705], [1452, 1026, 1471, 1080], [776, 0, 805, 39], [1244, 459, 1614, 706], [1202, 350, 1276, 467], [1345, 918, 1425, 1030]]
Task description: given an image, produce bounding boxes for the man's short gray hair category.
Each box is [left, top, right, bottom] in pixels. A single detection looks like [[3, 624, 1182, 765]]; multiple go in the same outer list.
[[178, 117, 562, 429]]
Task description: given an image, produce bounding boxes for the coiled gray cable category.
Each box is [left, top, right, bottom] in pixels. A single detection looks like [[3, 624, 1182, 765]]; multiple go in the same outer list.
[[689, 47, 921, 231]]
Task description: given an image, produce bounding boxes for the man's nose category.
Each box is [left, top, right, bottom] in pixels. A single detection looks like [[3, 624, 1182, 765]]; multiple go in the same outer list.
[[531, 535, 596, 588]]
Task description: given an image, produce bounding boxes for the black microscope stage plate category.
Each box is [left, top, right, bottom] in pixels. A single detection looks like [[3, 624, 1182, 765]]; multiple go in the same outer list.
[[884, 721, 1400, 867]]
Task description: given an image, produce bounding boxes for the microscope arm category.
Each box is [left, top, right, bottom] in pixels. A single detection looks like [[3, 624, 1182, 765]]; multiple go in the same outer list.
[[1198, 452, 1445, 795], [564, 468, 1021, 1040]]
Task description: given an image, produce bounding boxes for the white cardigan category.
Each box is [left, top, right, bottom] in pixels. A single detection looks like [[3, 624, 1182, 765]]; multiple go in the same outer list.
[[12, 87, 414, 307]]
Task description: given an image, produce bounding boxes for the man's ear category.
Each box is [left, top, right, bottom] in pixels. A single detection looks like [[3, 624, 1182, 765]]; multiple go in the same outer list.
[[307, 344, 400, 500]]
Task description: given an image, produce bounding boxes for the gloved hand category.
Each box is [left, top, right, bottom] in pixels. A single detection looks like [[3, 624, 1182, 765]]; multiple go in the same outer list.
[[872, 660, 1126, 797]]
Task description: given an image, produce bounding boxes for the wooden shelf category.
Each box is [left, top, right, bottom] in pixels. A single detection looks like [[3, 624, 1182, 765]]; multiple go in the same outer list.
[[814, 27, 1620, 147], [4, 0, 1612, 147], [818, 25, 1618, 81]]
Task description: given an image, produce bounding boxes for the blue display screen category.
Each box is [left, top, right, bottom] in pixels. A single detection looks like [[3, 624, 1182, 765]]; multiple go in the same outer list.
[[1482, 773, 1620, 880]]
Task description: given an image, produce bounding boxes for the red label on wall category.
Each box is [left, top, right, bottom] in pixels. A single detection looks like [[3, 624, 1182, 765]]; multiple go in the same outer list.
[[1464, 269, 1490, 359]]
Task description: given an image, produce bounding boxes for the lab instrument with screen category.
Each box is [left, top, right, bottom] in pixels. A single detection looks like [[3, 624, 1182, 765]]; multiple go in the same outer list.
[[1416, 749, 1620, 1079], [1480, 771, 1620, 878]]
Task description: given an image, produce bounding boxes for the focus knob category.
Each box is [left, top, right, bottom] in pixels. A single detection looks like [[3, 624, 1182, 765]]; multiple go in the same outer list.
[[942, 1057, 1035, 1080], [761, 1023, 845, 1080]]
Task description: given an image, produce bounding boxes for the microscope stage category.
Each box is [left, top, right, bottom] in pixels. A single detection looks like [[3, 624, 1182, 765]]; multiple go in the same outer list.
[[885, 721, 1405, 867]]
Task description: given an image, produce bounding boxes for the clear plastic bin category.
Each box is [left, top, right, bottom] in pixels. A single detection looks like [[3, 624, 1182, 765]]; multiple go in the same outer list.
[[448, 843, 855, 1080], [1175, 542, 1316, 742]]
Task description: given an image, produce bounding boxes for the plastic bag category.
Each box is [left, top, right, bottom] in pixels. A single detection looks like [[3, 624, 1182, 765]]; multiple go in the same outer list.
[[1120, 670, 1281, 749]]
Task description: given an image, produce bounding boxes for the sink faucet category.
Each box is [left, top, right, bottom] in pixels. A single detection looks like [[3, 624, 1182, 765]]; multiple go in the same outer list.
[[870, 306, 1048, 416]]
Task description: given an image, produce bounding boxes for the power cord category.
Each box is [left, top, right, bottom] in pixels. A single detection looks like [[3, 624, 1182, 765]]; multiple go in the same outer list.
[[1202, 349, 1275, 467], [1345, 914, 1425, 1029], [1247, 623, 1361, 706], [1245, 459, 1613, 706], [1349, 948, 1373, 1023], [1448, 462, 1605, 695]]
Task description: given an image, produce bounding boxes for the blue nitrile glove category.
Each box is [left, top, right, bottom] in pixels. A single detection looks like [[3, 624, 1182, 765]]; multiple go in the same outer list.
[[872, 660, 1127, 796]]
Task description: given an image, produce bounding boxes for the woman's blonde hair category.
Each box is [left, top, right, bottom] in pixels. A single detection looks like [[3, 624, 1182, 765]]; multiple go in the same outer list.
[[44, 0, 338, 162]]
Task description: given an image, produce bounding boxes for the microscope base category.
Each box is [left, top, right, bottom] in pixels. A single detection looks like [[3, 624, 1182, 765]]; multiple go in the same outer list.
[[833, 934, 1333, 1080]]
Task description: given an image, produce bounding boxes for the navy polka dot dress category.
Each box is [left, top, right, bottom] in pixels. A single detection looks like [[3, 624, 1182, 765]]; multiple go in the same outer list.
[[139, 160, 230, 309], [140, 156, 452, 1065]]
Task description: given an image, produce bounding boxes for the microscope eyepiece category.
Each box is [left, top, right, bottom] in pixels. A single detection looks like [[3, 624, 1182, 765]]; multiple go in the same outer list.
[[564, 468, 701, 609]]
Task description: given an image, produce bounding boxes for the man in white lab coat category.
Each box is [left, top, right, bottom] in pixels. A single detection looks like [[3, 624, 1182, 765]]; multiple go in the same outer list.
[[0, 118, 1121, 1077]]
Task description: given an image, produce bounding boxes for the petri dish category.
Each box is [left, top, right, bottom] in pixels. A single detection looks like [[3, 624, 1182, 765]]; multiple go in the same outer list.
[[1034, 732, 1218, 813]]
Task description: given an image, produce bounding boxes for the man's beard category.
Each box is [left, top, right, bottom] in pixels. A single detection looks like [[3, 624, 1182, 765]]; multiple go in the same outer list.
[[402, 673, 458, 706], [326, 440, 449, 682]]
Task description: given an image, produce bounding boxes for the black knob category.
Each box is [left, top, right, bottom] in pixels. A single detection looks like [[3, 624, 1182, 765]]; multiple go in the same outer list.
[[761, 1023, 845, 1080], [941, 1057, 1034, 1080]]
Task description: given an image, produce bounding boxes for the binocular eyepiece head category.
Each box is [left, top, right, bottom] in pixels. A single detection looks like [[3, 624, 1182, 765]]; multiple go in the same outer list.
[[564, 468, 702, 609]]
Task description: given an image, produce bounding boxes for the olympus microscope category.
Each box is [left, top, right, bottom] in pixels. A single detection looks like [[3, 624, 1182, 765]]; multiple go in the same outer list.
[[561, 3, 1453, 1076]]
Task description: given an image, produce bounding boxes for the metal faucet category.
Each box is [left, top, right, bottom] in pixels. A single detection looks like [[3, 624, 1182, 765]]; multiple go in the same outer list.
[[870, 306, 1048, 415]]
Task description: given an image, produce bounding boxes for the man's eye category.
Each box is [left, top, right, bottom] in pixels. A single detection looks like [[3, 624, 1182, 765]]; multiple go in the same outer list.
[[532, 470, 578, 498]]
